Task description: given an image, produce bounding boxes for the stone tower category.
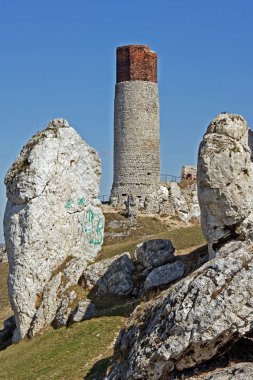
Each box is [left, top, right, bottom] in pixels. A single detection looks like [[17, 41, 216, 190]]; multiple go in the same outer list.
[[111, 45, 160, 206]]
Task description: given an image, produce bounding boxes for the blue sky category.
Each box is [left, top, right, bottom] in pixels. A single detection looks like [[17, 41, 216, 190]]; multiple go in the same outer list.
[[1, 0, 253, 241]]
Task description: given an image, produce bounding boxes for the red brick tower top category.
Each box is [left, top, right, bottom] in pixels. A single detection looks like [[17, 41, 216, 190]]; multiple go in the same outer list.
[[116, 45, 157, 83]]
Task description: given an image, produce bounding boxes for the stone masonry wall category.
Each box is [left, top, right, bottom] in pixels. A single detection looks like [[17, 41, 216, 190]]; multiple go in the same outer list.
[[181, 165, 197, 180], [111, 80, 160, 204], [111, 45, 160, 206]]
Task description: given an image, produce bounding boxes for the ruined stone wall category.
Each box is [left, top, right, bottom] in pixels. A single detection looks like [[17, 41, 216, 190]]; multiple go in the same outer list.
[[111, 45, 160, 205], [181, 165, 197, 180]]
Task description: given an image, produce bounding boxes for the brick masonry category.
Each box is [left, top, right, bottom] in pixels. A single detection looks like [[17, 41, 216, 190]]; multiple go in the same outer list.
[[116, 45, 157, 83]]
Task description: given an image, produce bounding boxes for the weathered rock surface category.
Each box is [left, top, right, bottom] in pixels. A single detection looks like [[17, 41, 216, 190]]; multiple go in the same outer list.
[[134, 239, 175, 270], [201, 363, 253, 380], [142, 183, 200, 222], [111, 181, 200, 222], [144, 261, 185, 291], [4, 118, 104, 341], [197, 113, 253, 257], [81, 253, 135, 297], [52, 290, 77, 328], [107, 241, 253, 380], [71, 300, 96, 323], [0, 244, 7, 263], [165, 182, 200, 222]]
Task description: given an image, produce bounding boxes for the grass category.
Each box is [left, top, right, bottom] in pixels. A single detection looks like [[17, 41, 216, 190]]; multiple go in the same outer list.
[[0, 214, 206, 379], [101, 214, 205, 260], [0, 316, 124, 380], [0, 262, 11, 327]]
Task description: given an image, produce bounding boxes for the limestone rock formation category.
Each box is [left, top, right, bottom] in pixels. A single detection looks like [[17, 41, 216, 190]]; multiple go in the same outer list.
[[200, 363, 253, 380], [71, 300, 97, 323], [134, 239, 175, 270], [81, 253, 135, 297], [143, 261, 185, 292], [197, 113, 253, 257], [165, 182, 200, 222], [106, 241, 253, 380], [52, 290, 77, 328], [4, 118, 104, 342], [119, 183, 200, 222]]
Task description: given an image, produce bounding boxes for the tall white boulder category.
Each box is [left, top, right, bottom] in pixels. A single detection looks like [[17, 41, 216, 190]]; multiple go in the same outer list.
[[4, 119, 104, 341], [197, 113, 253, 257]]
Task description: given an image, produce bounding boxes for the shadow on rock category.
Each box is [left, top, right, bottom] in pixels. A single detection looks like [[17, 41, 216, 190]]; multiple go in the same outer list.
[[67, 243, 209, 326], [84, 356, 111, 380]]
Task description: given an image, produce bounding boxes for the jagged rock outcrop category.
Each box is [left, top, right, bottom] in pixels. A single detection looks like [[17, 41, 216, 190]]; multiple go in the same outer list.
[[165, 182, 200, 222], [111, 182, 200, 222], [81, 239, 208, 299], [197, 113, 253, 257], [52, 290, 77, 328], [81, 253, 135, 297], [4, 118, 104, 342], [106, 241, 253, 380], [200, 363, 253, 380], [135, 183, 200, 221]]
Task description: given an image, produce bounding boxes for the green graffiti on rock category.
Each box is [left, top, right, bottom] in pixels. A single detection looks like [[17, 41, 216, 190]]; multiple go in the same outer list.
[[65, 198, 75, 209], [65, 198, 104, 246], [77, 197, 86, 206], [65, 197, 87, 209], [83, 209, 104, 245]]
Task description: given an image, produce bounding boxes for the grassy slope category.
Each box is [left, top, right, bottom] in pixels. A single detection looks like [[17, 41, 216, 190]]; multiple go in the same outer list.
[[0, 262, 11, 327], [0, 316, 124, 380], [0, 215, 205, 379], [102, 214, 205, 260]]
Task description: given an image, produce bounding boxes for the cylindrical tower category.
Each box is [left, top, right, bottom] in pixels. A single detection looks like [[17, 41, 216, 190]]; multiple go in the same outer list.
[[111, 45, 160, 205]]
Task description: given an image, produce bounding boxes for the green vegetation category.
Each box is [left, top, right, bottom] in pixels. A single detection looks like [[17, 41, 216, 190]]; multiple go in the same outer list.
[[0, 215, 206, 379], [102, 213, 205, 260], [0, 316, 124, 380], [0, 262, 11, 327]]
